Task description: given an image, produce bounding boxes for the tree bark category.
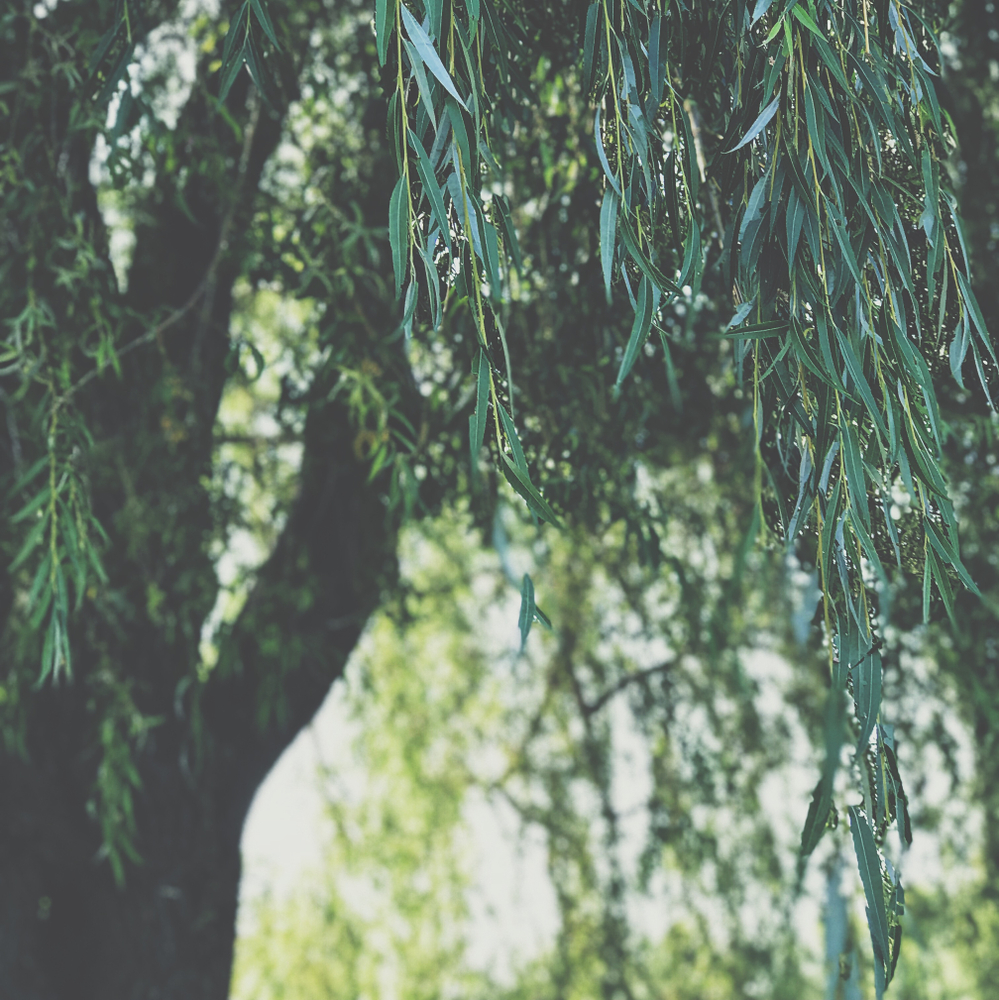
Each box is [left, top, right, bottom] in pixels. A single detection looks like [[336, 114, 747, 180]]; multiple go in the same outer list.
[[0, 3, 405, 996]]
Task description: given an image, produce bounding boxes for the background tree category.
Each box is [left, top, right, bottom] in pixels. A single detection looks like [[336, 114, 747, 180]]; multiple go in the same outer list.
[[0, 0, 996, 997], [233, 505, 813, 1000]]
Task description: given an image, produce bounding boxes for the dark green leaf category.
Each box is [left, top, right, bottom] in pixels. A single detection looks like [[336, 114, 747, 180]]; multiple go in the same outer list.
[[852, 649, 882, 752], [401, 5, 470, 112], [615, 277, 654, 389], [389, 174, 409, 298], [408, 129, 451, 252], [12, 486, 50, 524], [10, 455, 49, 496], [582, 2, 600, 96], [600, 188, 618, 303], [618, 212, 680, 295], [924, 518, 980, 596], [500, 453, 561, 527], [403, 39, 439, 132], [493, 194, 522, 275], [594, 107, 621, 195], [249, 0, 280, 48], [800, 686, 845, 864], [376, 0, 392, 66], [728, 95, 779, 152], [849, 806, 892, 975], [219, 38, 247, 101], [497, 404, 527, 472], [9, 516, 47, 573], [518, 573, 535, 651]]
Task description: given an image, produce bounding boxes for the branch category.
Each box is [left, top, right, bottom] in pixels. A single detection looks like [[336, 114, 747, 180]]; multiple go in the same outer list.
[[56, 94, 264, 411], [586, 659, 675, 717], [196, 387, 400, 828]]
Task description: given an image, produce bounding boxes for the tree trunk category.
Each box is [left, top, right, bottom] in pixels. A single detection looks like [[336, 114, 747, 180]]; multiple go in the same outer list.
[[0, 385, 396, 999], [0, 3, 405, 996]]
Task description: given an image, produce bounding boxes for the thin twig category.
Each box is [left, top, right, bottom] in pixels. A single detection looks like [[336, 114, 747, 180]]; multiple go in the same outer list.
[[587, 659, 675, 716], [55, 281, 210, 409], [56, 90, 264, 410]]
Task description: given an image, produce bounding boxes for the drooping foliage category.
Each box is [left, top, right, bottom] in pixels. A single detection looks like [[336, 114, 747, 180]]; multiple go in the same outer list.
[[1, 0, 996, 991], [354, 1, 993, 987]]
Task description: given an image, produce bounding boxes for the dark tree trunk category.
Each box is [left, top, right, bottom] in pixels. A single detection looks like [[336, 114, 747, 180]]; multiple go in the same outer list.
[[0, 386, 395, 999], [0, 2, 405, 996], [937, 0, 999, 893]]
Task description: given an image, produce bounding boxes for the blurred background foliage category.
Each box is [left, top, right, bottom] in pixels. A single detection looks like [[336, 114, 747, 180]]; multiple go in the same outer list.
[[229, 502, 994, 1000]]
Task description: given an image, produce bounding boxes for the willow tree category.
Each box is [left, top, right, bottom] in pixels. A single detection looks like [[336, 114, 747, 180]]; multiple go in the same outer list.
[[0, 0, 992, 997]]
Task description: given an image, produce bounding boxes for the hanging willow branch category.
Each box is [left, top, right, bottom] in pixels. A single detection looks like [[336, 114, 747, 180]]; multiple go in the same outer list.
[[22, 0, 995, 981], [372, 0, 993, 989]]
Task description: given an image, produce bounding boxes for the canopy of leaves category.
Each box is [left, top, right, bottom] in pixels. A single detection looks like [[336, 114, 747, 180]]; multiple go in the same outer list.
[[2, 0, 999, 991]]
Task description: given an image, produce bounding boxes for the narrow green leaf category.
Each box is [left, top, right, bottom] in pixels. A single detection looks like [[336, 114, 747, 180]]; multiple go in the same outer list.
[[836, 329, 888, 440], [840, 420, 869, 528], [881, 735, 913, 847], [852, 649, 882, 752], [403, 39, 438, 132], [87, 537, 109, 586], [519, 573, 535, 651], [469, 349, 490, 477], [763, 12, 785, 43], [219, 38, 247, 101], [10, 455, 49, 496], [957, 269, 998, 365], [376, 0, 393, 66], [220, 2, 250, 68], [12, 486, 51, 524], [497, 404, 527, 472], [582, 2, 600, 96], [389, 174, 408, 298], [249, 0, 280, 48], [446, 170, 483, 261], [752, 0, 777, 25], [594, 106, 621, 195], [493, 195, 522, 275], [87, 19, 122, 76], [679, 216, 701, 289], [924, 518, 980, 596], [600, 188, 618, 303], [851, 507, 887, 587], [719, 319, 788, 340], [37, 611, 56, 686], [483, 219, 502, 299], [649, 14, 665, 105], [618, 212, 680, 295], [810, 29, 850, 92], [849, 806, 892, 973], [244, 29, 278, 106], [928, 545, 957, 625], [29, 576, 53, 632], [923, 546, 933, 623], [400, 5, 470, 112], [425, 0, 443, 39], [821, 480, 842, 581], [616, 277, 654, 389], [446, 96, 474, 179], [500, 453, 561, 527], [9, 516, 47, 573], [800, 686, 845, 863], [790, 4, 821, 36], [728, 95, 779, 152], [408, 129, 451, 251]]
